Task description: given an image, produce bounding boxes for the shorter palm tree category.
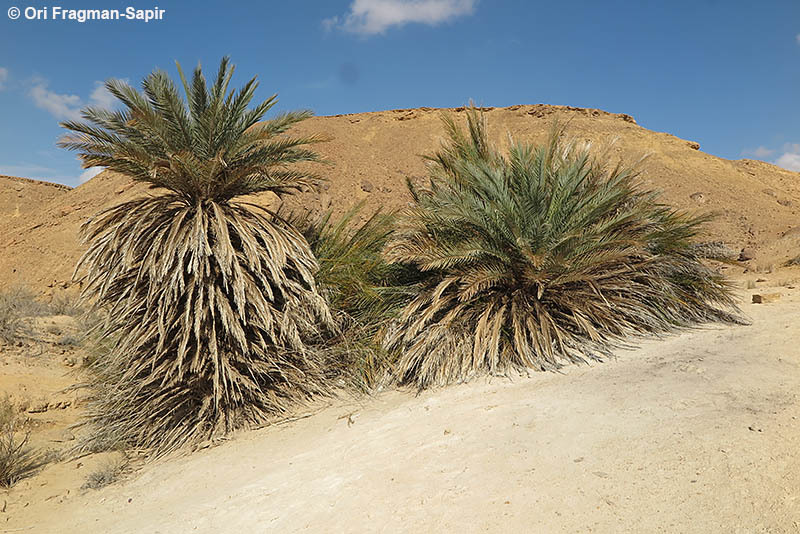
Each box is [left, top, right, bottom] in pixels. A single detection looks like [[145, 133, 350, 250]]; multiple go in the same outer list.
[[60, 58, 333, 453], [287, 204, 418, 390], [385, 108, 742, 388]]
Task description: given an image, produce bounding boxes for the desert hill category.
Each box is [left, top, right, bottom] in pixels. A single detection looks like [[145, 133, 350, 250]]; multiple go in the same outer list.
[[2, 104, 799, 291], [0, 175, 70, 227]]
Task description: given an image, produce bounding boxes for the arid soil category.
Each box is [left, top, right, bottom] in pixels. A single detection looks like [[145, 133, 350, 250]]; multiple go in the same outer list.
[[1, 279, 798, 533], [0, 175, 69, 226], [2, 105, 800, 292]]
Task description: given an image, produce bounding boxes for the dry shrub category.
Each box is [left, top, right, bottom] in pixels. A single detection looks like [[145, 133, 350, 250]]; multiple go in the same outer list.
[[82, 457, 128, 490], [0, 397, 47, 488], [0, 287, 48, 344]]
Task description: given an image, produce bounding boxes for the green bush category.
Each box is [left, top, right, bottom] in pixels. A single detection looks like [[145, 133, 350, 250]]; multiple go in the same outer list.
[[384, 109, 742, 388], [287, 205, 418, 390]]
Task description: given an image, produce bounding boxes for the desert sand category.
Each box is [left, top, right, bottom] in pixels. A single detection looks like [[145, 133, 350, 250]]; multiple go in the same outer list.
[[0, 280, 796, 533]]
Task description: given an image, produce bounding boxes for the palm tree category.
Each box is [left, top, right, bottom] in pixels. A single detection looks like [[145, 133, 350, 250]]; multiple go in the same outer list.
[[286, 204, 419, 390], [59, 57, 333, 453], [384, 108, 742, 388]]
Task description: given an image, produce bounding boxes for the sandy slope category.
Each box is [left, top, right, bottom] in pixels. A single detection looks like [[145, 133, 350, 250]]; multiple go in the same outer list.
[[0, 175, 69, 227], [2, 105, 800, 291], [7, 284, 798, 533]]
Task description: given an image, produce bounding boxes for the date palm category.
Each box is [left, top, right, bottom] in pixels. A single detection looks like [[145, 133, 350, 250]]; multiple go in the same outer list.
[[59, 58, 333, 453], [385, 108, 742, 388]]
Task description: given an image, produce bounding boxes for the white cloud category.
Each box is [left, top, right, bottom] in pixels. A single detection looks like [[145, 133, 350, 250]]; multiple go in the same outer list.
[[0, 67, 8, 90], [776, 152, 800, 171], [30, 83, 83, 121], [0, 163, 61, 178], [324, 0, 476, 35], [742, 146, 774, 159], [29, 79, 116, 121], [78, 166, 104, 184], [88, 81, 115, 109], [774, 143, 800, 172]]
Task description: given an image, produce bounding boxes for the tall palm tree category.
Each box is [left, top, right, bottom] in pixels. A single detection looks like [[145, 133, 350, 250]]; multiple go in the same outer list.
[[59, 57, 333, 453], [384, 108, 742, 388]]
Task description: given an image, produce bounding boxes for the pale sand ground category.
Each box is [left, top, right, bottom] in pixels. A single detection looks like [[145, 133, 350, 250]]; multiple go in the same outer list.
[[8, 287, 800, 533]]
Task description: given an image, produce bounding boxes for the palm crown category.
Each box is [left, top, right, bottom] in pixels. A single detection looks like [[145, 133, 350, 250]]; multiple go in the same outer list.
[[60, 56, 320, 200]]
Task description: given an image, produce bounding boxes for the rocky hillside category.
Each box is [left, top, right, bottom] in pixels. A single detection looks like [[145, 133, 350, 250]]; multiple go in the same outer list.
[[1, 105, 799, 291]]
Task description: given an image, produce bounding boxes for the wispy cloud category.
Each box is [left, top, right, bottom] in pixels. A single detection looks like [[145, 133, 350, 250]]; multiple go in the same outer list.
[[0, 67, 7, 90], [775, 143, 800, 172], [29, 79, 116, 121], [745, 143, 800, 172], [324, 0, 477, 35], [0, 163, 61, 178], [742, 146, 775, 159], [78, 166, 104, 184]]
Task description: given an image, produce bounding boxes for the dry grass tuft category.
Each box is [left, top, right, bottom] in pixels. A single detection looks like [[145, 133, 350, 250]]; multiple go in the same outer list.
[[0, 397, 48, 488], [81, 457, 128, 490], [0, 287, 47, 344]]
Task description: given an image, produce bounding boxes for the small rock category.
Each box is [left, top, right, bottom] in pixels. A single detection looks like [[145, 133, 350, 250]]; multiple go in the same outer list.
[[752, 293, 780, 304], [689, 192, 707, 204], [360, 180, 374, 193], [27, 403, 49, 414], [762, 189, 777, 198], [777, 198, 792, 207], [686, 141, 700, 150], [738, 248, 756, 261], [320, 192, 332, 211]]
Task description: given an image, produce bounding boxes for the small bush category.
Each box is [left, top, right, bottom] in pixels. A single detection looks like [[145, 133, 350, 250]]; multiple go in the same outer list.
[[0, 398, 47, 488], [56, 333, 83, 347], [82, 457, 127, 490], [47, 293, 85, 316], [287, 204, 419, 390], [0, 287, 48, 344]]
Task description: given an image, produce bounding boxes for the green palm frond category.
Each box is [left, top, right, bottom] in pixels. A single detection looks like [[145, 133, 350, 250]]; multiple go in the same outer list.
[[60, 58, 332, 454], [385, 107, 743, 388], [285, 204, 420, 390]]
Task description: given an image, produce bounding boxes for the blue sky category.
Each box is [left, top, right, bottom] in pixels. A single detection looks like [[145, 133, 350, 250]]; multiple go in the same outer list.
[[0, 0, 798, 186]]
